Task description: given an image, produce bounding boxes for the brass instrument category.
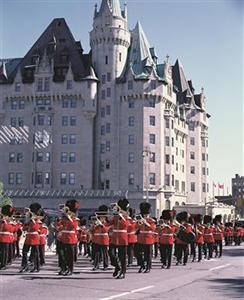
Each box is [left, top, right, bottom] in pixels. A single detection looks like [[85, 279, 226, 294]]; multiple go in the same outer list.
[[110, 203, 128, 221], [135, 214, 151, 227]]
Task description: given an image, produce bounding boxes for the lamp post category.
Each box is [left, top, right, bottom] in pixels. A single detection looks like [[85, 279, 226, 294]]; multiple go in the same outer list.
[[142, 147, 152, 203]]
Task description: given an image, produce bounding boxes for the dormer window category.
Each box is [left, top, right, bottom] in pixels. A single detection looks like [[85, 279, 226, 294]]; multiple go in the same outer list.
[[44, 77, 50, 91], [15, 82, 21, 92], [37, 78, 43, 91], [67, 80, 72, 90]]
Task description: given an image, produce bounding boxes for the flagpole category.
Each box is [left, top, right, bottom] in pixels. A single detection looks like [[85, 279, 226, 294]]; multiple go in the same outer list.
[[212, 181, 215, 199]]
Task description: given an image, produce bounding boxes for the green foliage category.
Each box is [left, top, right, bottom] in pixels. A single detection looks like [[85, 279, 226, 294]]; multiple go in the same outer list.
[[0, 181, 12, 207]]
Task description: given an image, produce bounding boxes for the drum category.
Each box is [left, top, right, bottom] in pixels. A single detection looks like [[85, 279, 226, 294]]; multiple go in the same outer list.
[[177, 227, 196, 244]]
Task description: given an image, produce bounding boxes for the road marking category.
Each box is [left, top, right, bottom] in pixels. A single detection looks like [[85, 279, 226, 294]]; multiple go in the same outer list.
[[209, 264, 231, 271], [100, 285, 154, 300]]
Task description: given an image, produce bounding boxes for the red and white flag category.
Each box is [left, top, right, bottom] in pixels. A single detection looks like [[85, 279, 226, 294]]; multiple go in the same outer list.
[[218, 183, 224, 189]]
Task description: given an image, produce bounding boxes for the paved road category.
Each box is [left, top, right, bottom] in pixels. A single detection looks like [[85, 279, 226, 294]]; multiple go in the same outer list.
[[0, 245, 243, 300]]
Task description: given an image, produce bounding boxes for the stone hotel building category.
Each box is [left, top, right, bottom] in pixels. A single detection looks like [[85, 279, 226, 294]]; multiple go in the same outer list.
[[0, 0, 210, 216]]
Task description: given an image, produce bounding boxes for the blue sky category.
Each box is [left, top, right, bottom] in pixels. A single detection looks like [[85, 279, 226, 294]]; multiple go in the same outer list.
[[0, 0, 243, 195]]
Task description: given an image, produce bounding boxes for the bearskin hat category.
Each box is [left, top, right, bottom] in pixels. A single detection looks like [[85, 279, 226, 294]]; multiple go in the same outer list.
[[188, 216, 195, 225], [214, 215, 222, 222], [117, 198, 129, 212], [15, 212, 21, 219], [1, 205, 14, 217], [96, 205, 109, 216], [80, 218, 87, 226], [161, 210, 174, 221], [203, 215, 212, 224], [128, 207, 135, 218], [65, 199, 80, 213], [29, 203, 42, 216], [194, 214, 203, 223], [176, 211, 189, 223], [139, 202, 151, 215]]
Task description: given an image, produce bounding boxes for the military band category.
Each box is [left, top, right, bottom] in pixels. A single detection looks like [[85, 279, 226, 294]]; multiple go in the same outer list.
[[0, 199, 243, 279]]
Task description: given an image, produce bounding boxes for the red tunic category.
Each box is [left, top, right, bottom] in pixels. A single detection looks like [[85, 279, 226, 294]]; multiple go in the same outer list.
[[213, 225, 224, 241], [175, 224, 193, 245], [196, 224, 205, 244], [127, 219, 137, 244], [0, 219, 14, 243], [153, 226, 160, 244], [39, 223, 48, 245], [60, 217, 79, 245], [110, 216, 130, 246], [24, 219, 40, 246], [203, 226, 215, 243], [159, 224, 175, 245], [137, 218, 156, 245], [78, 226, 88, 243], [92, 222, 109, 246]]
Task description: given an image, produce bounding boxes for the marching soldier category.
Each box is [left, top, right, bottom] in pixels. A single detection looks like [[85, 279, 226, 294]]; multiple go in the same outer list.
[[194, 214, 205, 262], [38, 210, 48, 266], [213, 215, 224, 258], [127, 208, 137, 267], [78, 218, 88, 256], [137, 202, 156, 273], [109, 198, 130, 279], [203, 215, 215, 260]]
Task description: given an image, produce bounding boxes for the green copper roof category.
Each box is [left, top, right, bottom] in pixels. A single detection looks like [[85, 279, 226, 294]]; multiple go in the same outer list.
[[129, 22, 155, 76], [98, 0, 122, 18]]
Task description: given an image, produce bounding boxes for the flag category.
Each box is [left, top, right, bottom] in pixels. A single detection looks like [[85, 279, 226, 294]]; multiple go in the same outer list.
[[218, 183, 224, 189]]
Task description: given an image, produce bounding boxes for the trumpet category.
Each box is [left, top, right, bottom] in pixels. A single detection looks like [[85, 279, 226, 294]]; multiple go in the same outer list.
[[110, 203, 128, 221], [61, 206, 73, 222], [135, 214, 151, 227]]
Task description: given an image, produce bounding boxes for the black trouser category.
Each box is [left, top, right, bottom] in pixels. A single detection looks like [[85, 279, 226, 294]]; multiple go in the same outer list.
[[79, 242, 88, 256], [22, 244, 40, 270], [204, 242, 213, 259], [93, 244, 108, 269], [159, 244, 173, 268], [137, 244, 153, 270], [16, 239, 21, 257], [39, 245, 45, 265], [109, 244, 127, 274], [215, 240, 222, 257], [196, 244, 203, 261], [7, 243, 14, 264], [154, 242, 158, 258], [127, 243, 135, 265], [234, 236, 241, 246], [0, 242, 10, 268], [56, 240, 65, 268], [62, 244, 76, 272], [176, 243, 189, 264], [190, 242, 196, 261]]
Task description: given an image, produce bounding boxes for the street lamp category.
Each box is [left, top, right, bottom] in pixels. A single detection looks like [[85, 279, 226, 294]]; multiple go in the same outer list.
[[142, 146, 152, 203]]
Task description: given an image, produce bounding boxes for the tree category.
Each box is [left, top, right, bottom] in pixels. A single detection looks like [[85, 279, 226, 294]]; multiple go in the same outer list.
[[0, 181, 12, 207]]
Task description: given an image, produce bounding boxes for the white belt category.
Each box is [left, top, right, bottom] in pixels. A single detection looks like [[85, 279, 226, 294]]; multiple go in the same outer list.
[[26, 232, 39, 235], [162, 234, 173, 236], [39, 234, 46, 237], [0, 231, 13, 235], [140, 231, 153, 234], [128, 232, 136, 235], [113, 230, 127, 233], [94, 233, 108, 236], [61, 230, 75, 234], [204, 233, 213, 236]]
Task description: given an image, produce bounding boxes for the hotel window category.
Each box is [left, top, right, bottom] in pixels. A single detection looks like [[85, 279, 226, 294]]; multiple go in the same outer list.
[[172, 155, 174, 165], [149, 173, 156, 185], [100, 144, 105, 153], [190, 166, 195, 174], [106, 141, 110, 151], [69, 152, 76, 163], [175, 180, 179, 191], [176, 147, 178, 156], [128, 173, 135, 185], [165, 174, 170, 186], [150, 116, 155, 126], [107, 73, 111, 82], [62, 116, 68, 126], [62, 134, 68, 144], [105, 180, 110, 189], [128, 99, 134, 108], [101, 125, 105, 136], [36, 152, 43, 162], [36, 172, 42, 185], [62, 99, 69, 108], [17, 153, 23, 163], [171, 138, 174, 147], [119, 52, 122, 62], [149, 98, 155, 107], [202, 167, 206, 175], [165, 155, 170, 164], [106, 160, 110, 169], [16, 173, 22, 185], [101, 107, 105, 117], [150, 152, 156, 163], [172, 175, 174, 186], [149, 134, 156, 144], [106, 105, 111, 115], [203, 183, 206, 193], [165, 119, 170, 128], [202, 139, 205, 147], [202, 153, 206, 161], [102, 75, 106, 84], [9, 153, 15, 163], [182, 181, 186, 193], [190, 152, 195, 160], [45, 173, 50, 184], [190, 137, 195, 145], [67, 80, 73, 90], [101, 90, 106, 100], [171, 120, 174, 129], [37, 78, 43, 91], [8, 173, 14, 185], [128, 135, 135, 144], [107, 87, 111, 97], [206, 140, 208, 147], [176, 163, 178, 171], [44, 77, 50, 91], [60, 173, 67, 185], [61, 152, 68, 163], [165, 136, 170, 146], [182, 165, 185, 173], [70, 99, 77, 108], [191, 182, 195, 192], [10, 117, 17, 127], [128, 116, 135, 127], [19, 100, 25, 109], [11, 100, 18, 110], [18, 117, 24, 127], [105, 56, 108, 65], [128, 80, 133, 90], [182, 150, 184, 158], [70, 116, 76, 126], [15, 82, 21, 92], [47, 116, 52, 126], [106, 123, 111, 133], [45, 152, 51, 162], [128, 152, 135, 163]]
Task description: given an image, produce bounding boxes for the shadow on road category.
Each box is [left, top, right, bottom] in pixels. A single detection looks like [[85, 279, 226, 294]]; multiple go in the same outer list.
[[223, 247, 244, 257], [208, 277, 244, 299]]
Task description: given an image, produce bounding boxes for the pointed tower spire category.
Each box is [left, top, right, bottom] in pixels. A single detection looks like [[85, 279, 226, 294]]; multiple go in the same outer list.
[[98, 0, 122, 18]]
